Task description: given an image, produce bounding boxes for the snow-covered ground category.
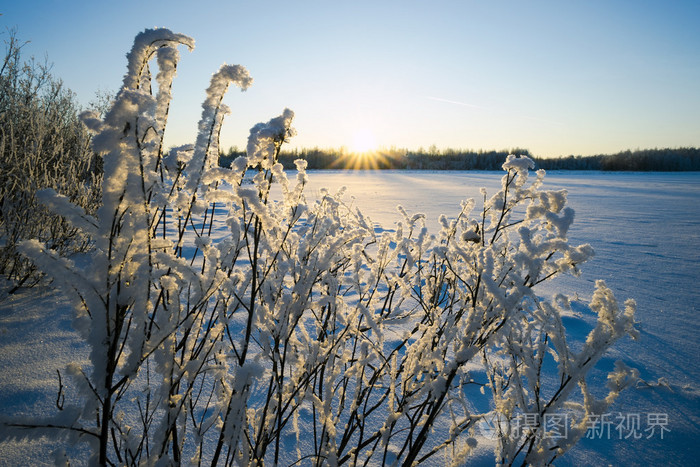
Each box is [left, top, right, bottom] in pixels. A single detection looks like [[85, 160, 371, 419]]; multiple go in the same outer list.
[[301, 170, 700, 466], [1, 170, 698, 465]]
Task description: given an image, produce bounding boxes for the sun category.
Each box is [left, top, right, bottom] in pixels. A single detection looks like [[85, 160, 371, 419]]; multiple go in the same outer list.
[[350, 128, 377, 154], [337, 127, 392, 169]]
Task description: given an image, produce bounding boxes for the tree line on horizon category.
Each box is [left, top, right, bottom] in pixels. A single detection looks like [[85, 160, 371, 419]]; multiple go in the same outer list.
[[220, 146, 700, 171]]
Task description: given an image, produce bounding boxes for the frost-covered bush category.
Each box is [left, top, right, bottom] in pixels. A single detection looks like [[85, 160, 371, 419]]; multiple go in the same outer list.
[[0, 29, 101, 292], [2, 29, 638, 466]]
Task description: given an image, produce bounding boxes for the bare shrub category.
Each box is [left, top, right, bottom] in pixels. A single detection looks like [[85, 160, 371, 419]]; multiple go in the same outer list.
[[0, 28, 101, 292]]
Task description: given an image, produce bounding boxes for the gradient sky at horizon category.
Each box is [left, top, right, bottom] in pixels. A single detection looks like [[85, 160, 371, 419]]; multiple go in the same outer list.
[[3, 0, 699, 157]]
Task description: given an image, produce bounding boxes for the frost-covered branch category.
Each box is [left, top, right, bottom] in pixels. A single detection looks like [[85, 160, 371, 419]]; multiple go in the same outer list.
[[7, 29, 638, 467]]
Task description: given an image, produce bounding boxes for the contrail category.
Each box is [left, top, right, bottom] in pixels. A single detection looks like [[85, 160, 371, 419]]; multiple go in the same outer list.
[[425, 96, 483, 109]]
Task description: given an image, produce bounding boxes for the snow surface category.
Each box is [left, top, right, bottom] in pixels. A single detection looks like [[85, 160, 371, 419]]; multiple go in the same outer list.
[[1, 170, 698, 466]]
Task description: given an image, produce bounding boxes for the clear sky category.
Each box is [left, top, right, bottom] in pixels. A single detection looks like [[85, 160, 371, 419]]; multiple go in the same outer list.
[[2, 0, 699, 157]]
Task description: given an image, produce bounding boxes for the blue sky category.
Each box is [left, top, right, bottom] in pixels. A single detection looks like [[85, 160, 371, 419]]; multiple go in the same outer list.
[[3, 0, 699, 157]]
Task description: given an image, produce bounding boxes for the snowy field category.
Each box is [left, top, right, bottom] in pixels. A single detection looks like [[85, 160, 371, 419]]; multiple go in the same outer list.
[[1, 170, 698, 465]]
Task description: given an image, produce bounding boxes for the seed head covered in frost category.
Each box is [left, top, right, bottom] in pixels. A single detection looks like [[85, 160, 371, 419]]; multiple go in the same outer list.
[[246, 108, 296, 169], [502, 153, 535, 172], [122, 28, 194, 91], [210, 64, 253, 95], [154, 45, 182, 132], [186, 64, 253, 192]]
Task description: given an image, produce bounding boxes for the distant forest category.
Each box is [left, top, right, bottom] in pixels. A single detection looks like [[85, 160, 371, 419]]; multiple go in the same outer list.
[[219, 146, 700, 171]]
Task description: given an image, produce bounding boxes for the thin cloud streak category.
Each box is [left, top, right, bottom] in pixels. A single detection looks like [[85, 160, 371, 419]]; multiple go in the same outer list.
[[425, 96, 484, 109]]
